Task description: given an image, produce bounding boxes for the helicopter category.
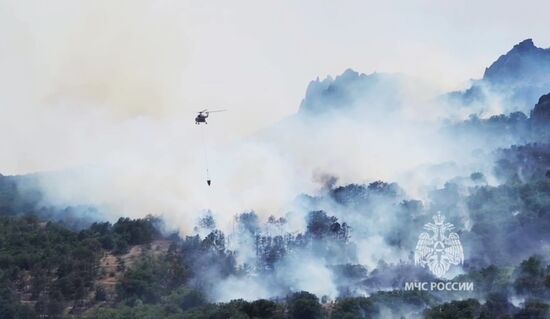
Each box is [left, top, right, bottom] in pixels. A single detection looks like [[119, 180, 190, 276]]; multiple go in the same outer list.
[[195, 109, 226, 124]]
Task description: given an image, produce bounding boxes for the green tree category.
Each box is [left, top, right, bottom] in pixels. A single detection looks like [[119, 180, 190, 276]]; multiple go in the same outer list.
[[425, 299, 481, 319], [288, 291, 322, 319]]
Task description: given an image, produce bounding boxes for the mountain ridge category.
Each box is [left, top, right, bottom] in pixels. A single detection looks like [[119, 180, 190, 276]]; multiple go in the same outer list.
[[299, 39, 550, 116], [449, 38, 550, 113]]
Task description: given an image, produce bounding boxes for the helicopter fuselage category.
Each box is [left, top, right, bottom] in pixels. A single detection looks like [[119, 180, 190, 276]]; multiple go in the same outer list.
[[195, 113, 208, 124]]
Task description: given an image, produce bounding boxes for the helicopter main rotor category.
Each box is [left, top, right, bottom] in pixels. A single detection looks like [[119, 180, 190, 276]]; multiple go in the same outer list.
[[197, 109, 226, 114]]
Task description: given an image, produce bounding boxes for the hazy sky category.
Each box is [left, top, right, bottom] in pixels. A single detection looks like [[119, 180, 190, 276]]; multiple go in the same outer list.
[[180, 0, 550, 126], [1, 0, 550, 173]]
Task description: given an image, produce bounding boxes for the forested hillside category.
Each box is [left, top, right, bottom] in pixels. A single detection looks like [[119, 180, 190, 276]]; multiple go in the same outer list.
[[0, 212, 548, 318]]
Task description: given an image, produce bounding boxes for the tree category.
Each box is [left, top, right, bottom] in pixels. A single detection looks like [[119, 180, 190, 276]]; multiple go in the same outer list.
[[479, 293, 515, 319], [331, 297, 376, 319], [514, 256, 549, 297], [288, 291, 323, 319], [514, 299, 550, 319], [425, 299, 481, 319]]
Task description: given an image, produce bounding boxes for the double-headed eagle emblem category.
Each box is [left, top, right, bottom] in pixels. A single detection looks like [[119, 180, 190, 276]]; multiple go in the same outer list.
[[414, 212, 464, 278]]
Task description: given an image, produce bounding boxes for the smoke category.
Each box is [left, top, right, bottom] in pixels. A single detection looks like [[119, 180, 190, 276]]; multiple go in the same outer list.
[[1, 0, 188, 115], [0, 0, 187, 169], [1, 0, 513, 230]]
